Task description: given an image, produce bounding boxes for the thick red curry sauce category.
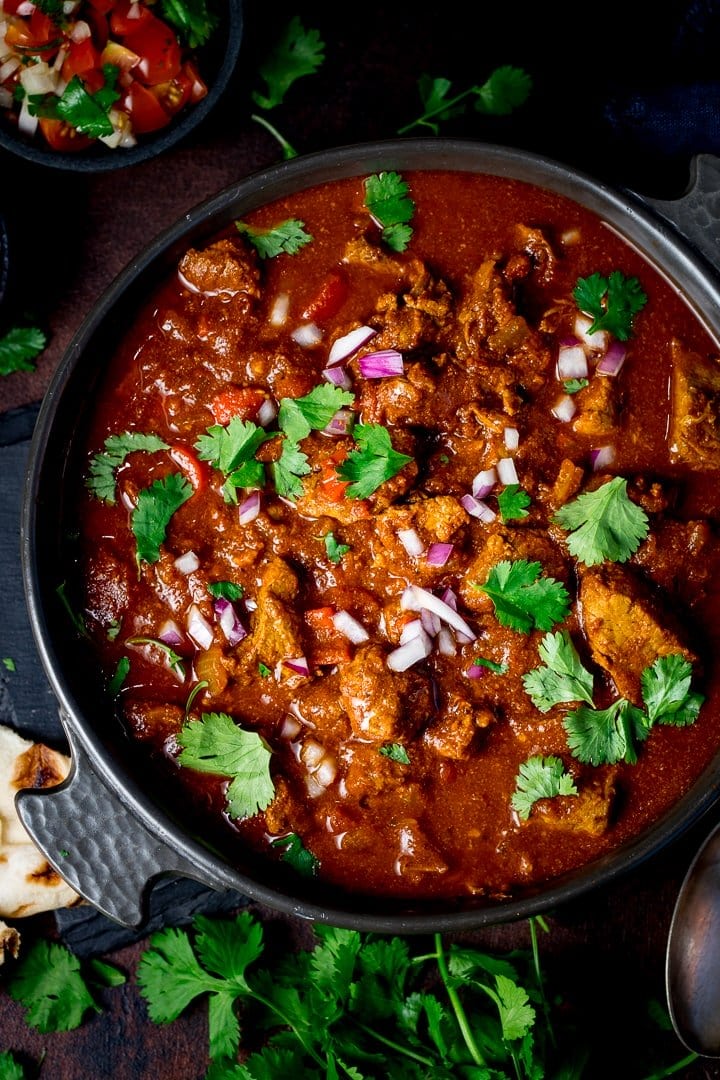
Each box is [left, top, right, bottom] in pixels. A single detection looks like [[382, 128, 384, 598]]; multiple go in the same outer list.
[[74, 171, 720, 903]]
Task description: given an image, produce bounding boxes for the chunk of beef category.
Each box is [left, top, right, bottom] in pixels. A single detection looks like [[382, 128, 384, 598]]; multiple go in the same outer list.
[[370, 495, 469, 579], [356, 362, 441, 427], [368, 272, 454, 354], [84, 547, 130, 632], [459, 524, 570, 612], [513, 224, 557, 285], [572, 376, 621, 437], [423, 693, 494, 759], [338, 643, 431, 741], [123, 701, 185, 744], [669, 339, 720, 467], [633, 518, 720, 604], [394, 819, 449, 881], [247, 558, 304, 666], [543, 458, 584, 510], [579, 563, 697, 702], [529, 772, 616, 836], [178, 238, 261, 302]]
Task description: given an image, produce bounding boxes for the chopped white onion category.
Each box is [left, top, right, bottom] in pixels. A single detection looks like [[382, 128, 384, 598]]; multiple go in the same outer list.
[[269, 292, 289, 327], [327, 325, 377, 366], [17, 98, 38, 136], [461, 493, 496, 522], [332, 609, 369, 644], [551, 395, 577, 423], [0, 56, 21, 83], [69, 18, 91, 40], [386, 633, 433, 672], [400, 584, 476, 641], [291, 322, 322, 347], [127, 1, 141, 16], [557, 344, 588, 380], [257, 398, 278, 427], [471, 467, 497, 499], [301, 739, 326, 769], [436, 627, 457, 656], [238, 490, 261, 524], [496, 457, 519, 485], [399, 619, 429, 645], [20, 60, 57, 96], [174, 550, 200, 575], [503, 427, 520, 451], [281, 715, 302, 739], [315, 758, 337, 788], [397, 527, 424, 557], [186, 604, 214, 650], [16, 0, 35, 13]]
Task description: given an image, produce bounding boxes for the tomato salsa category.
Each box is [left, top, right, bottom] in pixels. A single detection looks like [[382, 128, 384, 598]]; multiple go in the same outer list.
[[71, 170, 720, 903], [0, 0, 213, 150]]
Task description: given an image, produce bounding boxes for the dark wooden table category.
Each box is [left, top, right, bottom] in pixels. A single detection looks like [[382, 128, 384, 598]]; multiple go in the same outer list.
[[2, 2, 720, 1076]]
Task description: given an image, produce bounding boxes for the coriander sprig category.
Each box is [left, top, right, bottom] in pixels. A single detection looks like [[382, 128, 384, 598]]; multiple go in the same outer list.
[[398, 65, 532, 135]]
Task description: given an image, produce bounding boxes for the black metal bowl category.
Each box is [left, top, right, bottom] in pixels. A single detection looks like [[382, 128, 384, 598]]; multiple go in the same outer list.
[[17, 138, 720, 932], [0, 0, 243, 172]]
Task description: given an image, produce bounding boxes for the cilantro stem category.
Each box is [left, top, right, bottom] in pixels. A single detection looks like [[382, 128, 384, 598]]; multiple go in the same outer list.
[[250, 113, 297, 159], [528, 916, 555, 1047], [352, 1020, 437, 1068], [433, 932, 486, 1067], [641, 1053, 699, 1079], [397, 87, 475, 135], [247, 989, 328, 1069]]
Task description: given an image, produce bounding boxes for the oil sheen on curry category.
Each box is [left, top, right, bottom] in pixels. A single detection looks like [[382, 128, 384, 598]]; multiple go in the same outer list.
[[75, 170, 720, 904]]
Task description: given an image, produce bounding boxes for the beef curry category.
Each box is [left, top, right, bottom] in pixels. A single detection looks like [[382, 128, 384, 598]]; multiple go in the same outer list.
[[73, 169, 720, 904]]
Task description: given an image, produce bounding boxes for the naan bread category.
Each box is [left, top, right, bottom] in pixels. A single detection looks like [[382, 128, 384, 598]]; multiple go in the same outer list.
[[0, 724, 82, 918]]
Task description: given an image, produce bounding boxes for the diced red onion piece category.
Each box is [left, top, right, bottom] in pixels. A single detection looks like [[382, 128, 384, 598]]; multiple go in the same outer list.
[[257, 397, 278, 427], [386, 633, 433, 672], [322, 366, 353, 390], [158, 618, 184, 646], [174, 550, 199, 575], [238, 490, 261, 525], [332, 609, 369, 644], [551, 395, 577, 422], [69, 18, 90, 40], [455, 630, 475, 645], [436, 627, 457, 656], [420, 608, 441, 636], [327, 325, 377, 366], [471, 467, 497, 498], [590, 445, 616, 471], [186, 604, 214, 651], [214, 598, 247, 646], [400, 584, 476, 641], [575, 313, 608, 352], [323, 408, 354, 436], [440, 586, 457, 610], [399, 618, 426, 644], [291, 322, 322, 347], [269, 292, 289, 327], [504, 427, 519, 451], [557, 344, 588, 380], [426, 542, 453, 567], [596, 340, 627, 376], [461, 493, 497, 523], [559, 334, 580, 347], [496, 457, 519, 485], [358, 350, 404, 379], [16, 1, 36, 13], [284, 656, 310, 676], [466, 663, 486, 679], [127, 0, 141, 16], [398, 527, 424, 557]]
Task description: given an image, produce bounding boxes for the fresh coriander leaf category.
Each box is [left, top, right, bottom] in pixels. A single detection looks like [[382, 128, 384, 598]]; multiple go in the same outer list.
[[86, 431, 169, 504], [106, 618, 122, 641], [258, 662, 271, 677], [131, 473, 193, 564], [0, 1052, 25, 1080], [641, 654, 704, 727], [0, 326, 46, 376], [195, 416, 271, 503], [564, 698, 649, 765], [136, 925, 221, 1024], [409, 74, 464, 133], [159, 0, 217, 47], [251, 15, 325, 110], [34, 0, 64, 17], [324, 532, 350, 563], [497, 483, 531, 522], [207, 581, 244, 601], [177, 711, 274, 820], [472, 656, 508, 674], [271, 832, 320, 877], [235, 218, 312, 258], [477, 559, 571, 634], [278, 384, 355, 443], [572, 270, 648, 341], [492, 973, 536, 1041], [563, 377, 589, 394], [336, 423, 413, 499], [126, 636, 186, 680], [474, 65, 533, 116], [511, 755, 578, 820], [108, 655, 130, 696], [522, 630, 595, 712], [364, 172, 415, 252], [32, 69, 120, 137], [270, 438, 310, 500], [379, 742, 410, 764], [552, 476, 649, 566], [2, 657, 15, 672], [7, 940, 100, 1032]]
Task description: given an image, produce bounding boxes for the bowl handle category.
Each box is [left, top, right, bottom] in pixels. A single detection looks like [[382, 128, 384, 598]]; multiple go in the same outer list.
[[15, 719, 228, 928], [642, 154, 720, 268]]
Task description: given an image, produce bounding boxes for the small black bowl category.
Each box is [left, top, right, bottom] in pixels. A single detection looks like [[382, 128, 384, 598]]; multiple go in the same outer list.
[[0, 0, 243, 172]]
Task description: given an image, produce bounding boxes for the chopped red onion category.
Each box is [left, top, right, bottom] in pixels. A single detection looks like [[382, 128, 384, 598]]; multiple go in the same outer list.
[[426, 542, 453, 567], [551, 395, 577, 423], [440, 586, 457, 610], [283, 656, 310, 676], [420, 608, 441, 636], [496, 457, 519, 485], [291, 322, 322, 347], [269, 292, 289, 327], [436, 627, 457, 656], [590, 445, 616, 471], [281, 715, 302, 739], [466, 662, 486, 679], [16, 1, 36, 13], [504, 427, 520, 451], [574, 313, 608, 352], [332, 609, 369, 644], [323, 408, 355, 436], [186, 604, 214, 651], [257, 398, 278, 427], [174, 550, 199, 575], [398, 527, 424, 557], [400, 584, 476, 641], [559, 334, 580, 348], [461, 493, 497, 523], [400, 619, 432, 647], [471, 467, 497, 499], [214, 598, 247, 646], [322, 366, 353, 390], [69, 18, 91, 40], [158, 618, 184, 647], [386, 633, 433, 672], [327, 325, 377, 366], [238, 490, 261, 525], [455, 630, 475, 645], [596, 340, 627, 376], [557, 344, 588, 380], [358, 350, 404, 379]]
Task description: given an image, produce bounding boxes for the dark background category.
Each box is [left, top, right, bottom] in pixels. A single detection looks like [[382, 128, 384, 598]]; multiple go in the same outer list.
[[2, 1, 720, 1076]]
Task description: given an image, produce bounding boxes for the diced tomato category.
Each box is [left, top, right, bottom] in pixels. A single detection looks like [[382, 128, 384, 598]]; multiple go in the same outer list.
[[101, 40, 140, 73], [85, 6, 110, 49], [28, 8, 58, 45], [209, 386, 267, 425], [181, 58, 209, 104], [62, 37, 102, 81], [169, 445, 209, 492], [304, 607, 338, 634], [1, 0, 25, 15], [122, 11, 182, 86], [301, 268, 349, 324], [151, 72, 192, 116], [109, 0, 153, 36], [38, 117, 94, 151], [5, 10, 58, 50], [123, 79, 171, 133]]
